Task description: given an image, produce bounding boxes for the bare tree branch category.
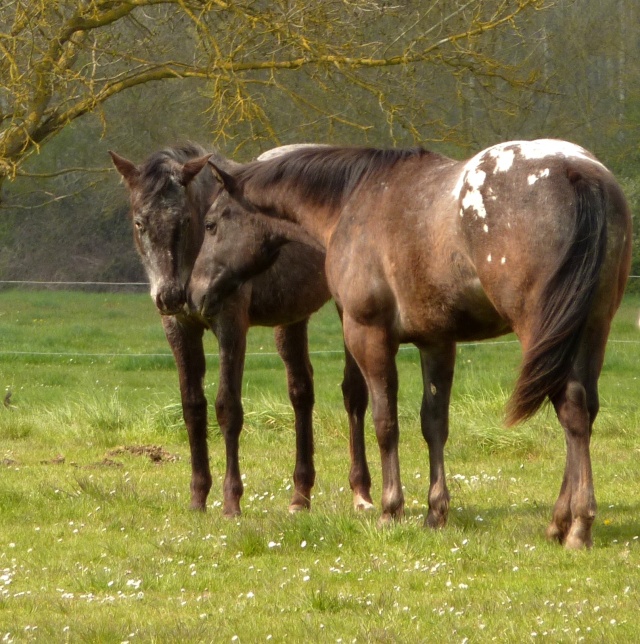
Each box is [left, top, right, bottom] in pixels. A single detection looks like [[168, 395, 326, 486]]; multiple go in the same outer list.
[[0, 0, 551, 192]]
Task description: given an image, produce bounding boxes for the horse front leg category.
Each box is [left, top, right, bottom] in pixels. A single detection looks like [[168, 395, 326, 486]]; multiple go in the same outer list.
[[336, 304, 373, 511], [162, 315, 211, 511], [214, 317, 248, 517], [343, 315, 402, 525], [419, 343, 455, 529], [274, 321, 315, 512]]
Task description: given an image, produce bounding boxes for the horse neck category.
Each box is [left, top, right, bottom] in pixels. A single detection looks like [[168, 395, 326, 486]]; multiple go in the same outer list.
[[244, 179, 337, 248]]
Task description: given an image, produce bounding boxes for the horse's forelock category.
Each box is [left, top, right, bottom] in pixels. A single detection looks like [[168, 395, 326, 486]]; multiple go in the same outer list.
[[138, 143, 210, 197]]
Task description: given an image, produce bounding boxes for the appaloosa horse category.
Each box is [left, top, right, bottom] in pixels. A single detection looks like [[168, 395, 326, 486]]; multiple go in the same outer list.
[[109, 143, 373, 516], [192, 140, 631, 547]]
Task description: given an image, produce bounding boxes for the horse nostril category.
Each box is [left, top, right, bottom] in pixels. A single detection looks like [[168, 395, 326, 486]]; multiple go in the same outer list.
[[155, 285, 185, 314]]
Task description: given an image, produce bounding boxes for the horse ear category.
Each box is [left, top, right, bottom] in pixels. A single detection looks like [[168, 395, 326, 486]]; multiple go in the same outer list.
[[180, 154, 213, 186], [208, 160, 240, 196], [109, 151, 139, 185]]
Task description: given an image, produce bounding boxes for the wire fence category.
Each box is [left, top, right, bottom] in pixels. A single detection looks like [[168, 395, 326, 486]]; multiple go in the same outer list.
[[0, 279, 149, 292], [0, 275, 640, 359], [1, 277, 640, 289], [1, 279, 639, 361]]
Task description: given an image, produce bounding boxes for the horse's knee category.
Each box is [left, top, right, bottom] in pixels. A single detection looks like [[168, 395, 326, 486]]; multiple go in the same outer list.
[[215, 390, 243, 431], [288, 378, 315, 412], [182, 396, 207, 425]]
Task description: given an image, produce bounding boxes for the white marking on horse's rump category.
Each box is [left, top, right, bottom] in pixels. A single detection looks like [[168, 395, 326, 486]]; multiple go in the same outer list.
[[527, 168, 550, 185], [488, 147, 515, 172], [487, 254, 492, 262], [467, 167, 486, 191], [483, 224, 489, 233], [453, 139, 604, 202], [501, 257, 506, 265], [490, 139, 606, 168], [453, 138, 605, 221], [459, 167, 487, 219]]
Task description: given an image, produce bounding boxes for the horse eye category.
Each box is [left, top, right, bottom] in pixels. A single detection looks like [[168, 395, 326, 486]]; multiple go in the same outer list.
[[134, 219, 145, 233], [205, 221, 217, 235]]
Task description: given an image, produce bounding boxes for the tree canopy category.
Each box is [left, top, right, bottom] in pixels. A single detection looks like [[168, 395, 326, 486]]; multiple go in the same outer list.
[[1, 0, 550, 187]]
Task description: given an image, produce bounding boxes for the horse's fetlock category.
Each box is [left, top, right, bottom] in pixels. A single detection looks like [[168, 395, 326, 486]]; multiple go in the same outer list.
[[349, 466, 372, 495], [293, 465, 316, 491], [381, 489, 404, 519]]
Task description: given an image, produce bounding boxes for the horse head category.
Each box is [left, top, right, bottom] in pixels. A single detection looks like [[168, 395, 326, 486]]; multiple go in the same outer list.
[[188, 183, 292, 318], [110, 147, 216, 315]]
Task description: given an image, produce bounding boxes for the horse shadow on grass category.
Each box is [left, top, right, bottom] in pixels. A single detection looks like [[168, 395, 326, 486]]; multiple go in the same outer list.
[[400, 501, 640, 547]]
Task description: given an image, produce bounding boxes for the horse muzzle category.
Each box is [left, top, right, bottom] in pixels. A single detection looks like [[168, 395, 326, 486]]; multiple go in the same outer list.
[[188, 270, 243, 320], [154, 283, 186, 316]]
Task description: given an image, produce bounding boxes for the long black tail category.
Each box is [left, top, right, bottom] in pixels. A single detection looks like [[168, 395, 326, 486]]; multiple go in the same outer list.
[[506, 170, 608, 425]]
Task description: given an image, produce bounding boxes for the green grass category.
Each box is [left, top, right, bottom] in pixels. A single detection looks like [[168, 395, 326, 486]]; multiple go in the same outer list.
[[1, 290, 639, 642]]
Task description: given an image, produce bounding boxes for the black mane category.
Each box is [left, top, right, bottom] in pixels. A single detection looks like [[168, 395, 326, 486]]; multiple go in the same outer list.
[[236, 146, 431, 209]]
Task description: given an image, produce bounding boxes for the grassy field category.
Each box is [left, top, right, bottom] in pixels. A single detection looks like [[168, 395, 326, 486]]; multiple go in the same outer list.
[[0, 289, 639, 642]]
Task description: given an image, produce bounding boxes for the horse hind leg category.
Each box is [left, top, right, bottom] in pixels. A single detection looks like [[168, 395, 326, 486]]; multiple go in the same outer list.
[[548, 333, 605, 549], [419, 343, 455, 529], [274, 321, 316, 512]]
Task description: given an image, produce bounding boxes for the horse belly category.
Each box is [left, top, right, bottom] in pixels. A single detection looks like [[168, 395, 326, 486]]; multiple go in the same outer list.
[[394, 274, 510, 343]]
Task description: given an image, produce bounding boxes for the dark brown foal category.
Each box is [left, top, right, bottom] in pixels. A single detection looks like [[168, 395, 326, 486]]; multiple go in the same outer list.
[[110, 144, 373, 516]]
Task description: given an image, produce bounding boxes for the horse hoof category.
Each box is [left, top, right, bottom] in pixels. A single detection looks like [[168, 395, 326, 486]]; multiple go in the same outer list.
[[564, 534, 591, 550], [288, 492, 311, 513], [377, 513, 395, 528], [222, 504, 242, 518], [545, 522, 566, 544], [564, 520, 593, 549], [425, 511, 447, 529], [353, 492, 375, 512], [377, 508, 403, 528]]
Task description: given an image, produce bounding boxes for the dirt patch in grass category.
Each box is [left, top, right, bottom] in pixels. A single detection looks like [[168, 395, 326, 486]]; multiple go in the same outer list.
[[107, 444, 180, 463]]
